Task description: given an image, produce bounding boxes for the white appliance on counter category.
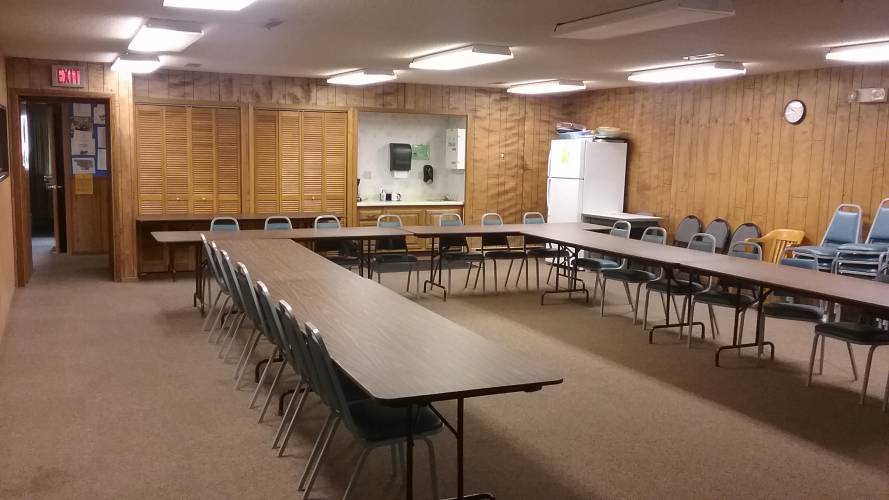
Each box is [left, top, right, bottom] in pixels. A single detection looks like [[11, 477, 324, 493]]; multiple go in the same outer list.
[[546, 139, 627, 223]]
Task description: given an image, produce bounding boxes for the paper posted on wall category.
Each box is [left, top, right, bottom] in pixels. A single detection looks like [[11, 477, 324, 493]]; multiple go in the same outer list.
[[93, 104, 106, 125], [72, 157, 96, 175], [97, 150, 107, 172], [73, 103, 91, 117]]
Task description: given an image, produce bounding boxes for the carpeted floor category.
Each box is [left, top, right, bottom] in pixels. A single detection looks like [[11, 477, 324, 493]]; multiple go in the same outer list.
[[1, 243, 888, 499]]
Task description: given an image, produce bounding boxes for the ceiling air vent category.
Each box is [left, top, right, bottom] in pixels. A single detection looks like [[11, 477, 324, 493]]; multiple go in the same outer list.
[[554, 0, 734, 40]]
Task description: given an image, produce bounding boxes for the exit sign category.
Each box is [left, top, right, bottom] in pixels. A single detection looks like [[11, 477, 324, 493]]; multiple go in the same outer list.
[[51, 65, 84, 88]]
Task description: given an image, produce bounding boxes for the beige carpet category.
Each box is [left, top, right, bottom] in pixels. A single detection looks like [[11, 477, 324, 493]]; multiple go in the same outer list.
[[1, 244, 888, 500]]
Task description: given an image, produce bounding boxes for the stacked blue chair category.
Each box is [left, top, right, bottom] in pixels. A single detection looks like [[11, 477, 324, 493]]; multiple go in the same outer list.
[[834, 198, 889, 278], [793, 204, 862, 271]]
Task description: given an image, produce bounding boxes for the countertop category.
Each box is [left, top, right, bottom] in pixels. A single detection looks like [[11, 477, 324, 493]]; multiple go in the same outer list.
[[582, 211, 662, 222], [357, 200, 464, 207]]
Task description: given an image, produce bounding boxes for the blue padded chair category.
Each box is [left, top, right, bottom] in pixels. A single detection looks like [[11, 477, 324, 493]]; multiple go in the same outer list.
[[704, 218, 733, 254], [643, 232, 717, 336], [373, 215, 420, 295], [437, 213, 487, 293], [313, 215, 361, 270], [600, 226, 667, 324], [299, 321, 441, 500], [264, 216, 293, 230], [573, 220, 631, 303], [673, 215, 703, 248], [834, 198, 889, 278], [205, 242, 239, 342], [727, 222, 761, 253], [210, 216, 240, 231], [480, 213, 527, 291], [234, 262, 279, 400], [200, 235, 226, 332], [214, 248, 252, 360], [517, 212, 570, 290], [687, 241, 762, 349], [793, 204, 862, 270]]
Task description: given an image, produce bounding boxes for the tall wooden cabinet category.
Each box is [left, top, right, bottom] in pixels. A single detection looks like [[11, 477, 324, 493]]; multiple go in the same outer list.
[[135, 104, 242, 215], [252, 109, 348, 222]]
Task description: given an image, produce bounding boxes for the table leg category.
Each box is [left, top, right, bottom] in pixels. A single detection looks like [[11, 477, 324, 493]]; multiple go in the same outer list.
[[541, 245, 588, 305], [427, 399, 495, 500], [423, 236, 448, 300], [193, 243, 204, 313], [168, 243, 177, 282], [406, 404, 414, 500], [714, 288, 775, 366], [648, 267, 705, 343]]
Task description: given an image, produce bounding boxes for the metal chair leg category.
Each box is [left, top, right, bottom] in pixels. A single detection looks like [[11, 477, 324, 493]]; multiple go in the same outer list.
[[276, 385, 312, 456], [642, 288, 652, 331], [258, 360, 286, 422], [600, 278, 608, 316], [622, 282, 634, 308], [846, 342, 858, 381], [301, 416, 342, 497], [883, 369, 889, 412], [707, 305, 719, 338], [233, 329, 260, 385], [492, 260, 499, 292], [249, 349, 277, 406], [297, 411, 336, 488], [202, 290, 223, 331], [423, 437, 440, 499], [860, 345, 878, 405], [273, 380, 304, 448], [342, 446, 372, 500], [633, 283, 642, 325], [505, 259, 514, 287], [806, 334, 819, 387], [535, 257, 541, 290], [208, 298, 232, 343], [219, 314, 246, 359], [686, 298, 696, 347]]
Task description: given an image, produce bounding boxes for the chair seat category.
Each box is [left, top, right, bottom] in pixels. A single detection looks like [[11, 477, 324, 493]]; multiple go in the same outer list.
[[375, 254, 418, 264], [526, 247, 569, 258], [836, 243, 889, 254], [694, 290, 755, 308], [601, 268, 656, 283], [442, 251, 485, 262], [349, 402, 442, 442], [646, 279, 704, 294], [814, 322, 889, 344], [483, 249, 526, 260], [763, 302, 823, 322], [793, 246, 840, 258], [574, 257, 621, 271], [329, 256, 361, 267]]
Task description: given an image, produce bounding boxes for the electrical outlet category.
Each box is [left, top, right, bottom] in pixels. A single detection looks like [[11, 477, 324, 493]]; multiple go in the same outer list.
[[499, 153, 505, 160]]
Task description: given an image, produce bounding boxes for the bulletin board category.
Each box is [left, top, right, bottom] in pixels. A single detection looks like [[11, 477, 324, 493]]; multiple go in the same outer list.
[[69, 102, 108, 178]]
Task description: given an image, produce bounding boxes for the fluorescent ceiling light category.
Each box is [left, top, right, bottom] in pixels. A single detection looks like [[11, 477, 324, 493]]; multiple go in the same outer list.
[[410, 45, 513, 70], [826, 41, 889, 63], [163, 0, 258, 11], [554, 0, 734, 40], [507, 80, 586, 95], [128, 19, 204, 53], [327, 69, 396, 86], [111, 54, 162, 74], [628, 61, 745, 83]]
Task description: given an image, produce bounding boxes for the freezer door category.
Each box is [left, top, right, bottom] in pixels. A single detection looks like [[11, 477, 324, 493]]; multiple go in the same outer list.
[[582, 142, 628, 214], [547, 139, 586, 179], [547, 177, 584, 223]]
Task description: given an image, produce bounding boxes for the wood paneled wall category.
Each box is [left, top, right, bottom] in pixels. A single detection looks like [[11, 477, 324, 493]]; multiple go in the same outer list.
[[135, 70, 568, 224], [0, 50, 16, 337], [5, 57, 137, 282], [568, 64, 889, 244]]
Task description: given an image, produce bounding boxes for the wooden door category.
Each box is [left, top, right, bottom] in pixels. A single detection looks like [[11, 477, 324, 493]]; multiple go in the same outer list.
[[135, 105, 164, 214], [253, 109, 279, 214], [279, 111, 301, 213], [162, 106, 190, 214], [322, 112, 347, 220], [214, 108, 241, 214], [300, 112, 324, 214], [190, 107, 215, 214]]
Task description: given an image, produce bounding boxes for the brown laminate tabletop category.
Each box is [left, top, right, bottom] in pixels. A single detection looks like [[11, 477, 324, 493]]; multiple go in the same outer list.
[[137, 212, 328, 224], [402, 222, 610, 238], [217, 239, 563, 404], [152, 227, 410, 244], [681, 255, 889, 313]]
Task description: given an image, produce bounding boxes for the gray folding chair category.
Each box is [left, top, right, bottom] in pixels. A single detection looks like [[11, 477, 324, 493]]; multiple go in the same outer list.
[[264, 216, 293, 230], [834, 198, 889, 278], [314, 215, 361, 270], [793, 203, 862, 270], [574, 220, 631, 303], [600, 226, 667, 323], [373, 215, 420, 296], [210, 216, 240, 231], [673, 215, 702, 248], [437, 213, 486, 293], [517, 212, 570, 290], [704, 218, 733, 254], [479, 213, 527, 291]]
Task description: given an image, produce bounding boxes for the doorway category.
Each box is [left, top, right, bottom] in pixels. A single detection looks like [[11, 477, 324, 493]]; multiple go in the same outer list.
[[15, 95, 113, 281]]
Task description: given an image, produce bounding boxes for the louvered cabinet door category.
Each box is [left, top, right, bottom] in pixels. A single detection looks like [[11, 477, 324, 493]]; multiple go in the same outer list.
[[279, 111, 301, 213], [135, 105, 164, 214], [215, 108, 241, 214], [301, 112, 324, 213], [163, 106, 191, 214], [322, 112, 348, 221], [253, 110, 280, 214], [190, 107, 216, 214]]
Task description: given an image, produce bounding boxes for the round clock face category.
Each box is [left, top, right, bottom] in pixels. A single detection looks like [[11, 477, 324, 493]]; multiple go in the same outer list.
[[784, 100, 805, 124]]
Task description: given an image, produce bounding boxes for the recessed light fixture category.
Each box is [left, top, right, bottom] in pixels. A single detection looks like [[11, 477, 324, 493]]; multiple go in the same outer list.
[[682, 52, 725, 61], [128, 19, 204, 53], [327, 69, 397, 86], [409, 45, 513, 71], [163, 0, 258, 11], [507, 80, 586, 95], [111, 54, 162, 74], [826, 40, 889, 63], [554, 0, 735, 40], [628, 61, 745, 83]]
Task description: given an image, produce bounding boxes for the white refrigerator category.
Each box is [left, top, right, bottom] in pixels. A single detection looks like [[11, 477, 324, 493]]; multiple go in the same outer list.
[[546, 139, 627, 223]]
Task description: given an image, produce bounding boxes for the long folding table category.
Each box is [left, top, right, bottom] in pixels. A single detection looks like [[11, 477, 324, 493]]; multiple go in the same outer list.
[[218, 239, 563, 500], [152, 227, 410, 312]]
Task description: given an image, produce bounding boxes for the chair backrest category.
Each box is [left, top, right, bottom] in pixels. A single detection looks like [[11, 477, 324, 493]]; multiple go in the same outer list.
[[704, 218, 732, 252], [264, 216, 293, 230], [254, 281, 289, 355], [438, 212, 463, 226], [275, 300, 314, 383], [749, 229, 805, 264], [304, 323, 355, 430], [523, 212, 545, 224], [821, 204, 862, 246], [437, 213, 468, 251], [729, 241, 762, 261], [687, 232, 717, 253], [201, 234, 219, 282], [216, 249, 243, 309], [208, 241, 229, 292], [876, 253, 889, 284], [674, 215, 703, 247], [376, 215, 408, 253], [640, 226, 667, 245], [235, 262, 266, 334], [866, 198, 889, 244], [480, 213, 510, 248], [210, 217, 239, 231], [314, 215, 341, 229], [728, 222, 761, 250], [610, 220, 631, 239]]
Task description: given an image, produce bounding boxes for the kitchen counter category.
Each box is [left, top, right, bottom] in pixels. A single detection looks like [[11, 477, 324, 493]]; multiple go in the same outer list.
[[357, 200, 464, 207]]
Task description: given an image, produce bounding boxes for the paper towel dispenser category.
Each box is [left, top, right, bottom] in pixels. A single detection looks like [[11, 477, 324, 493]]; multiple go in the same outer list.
[[389, 143, 412, 171]]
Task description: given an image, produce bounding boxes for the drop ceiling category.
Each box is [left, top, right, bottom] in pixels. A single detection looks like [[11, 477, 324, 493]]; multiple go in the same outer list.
[[1, 0, 888, 89]]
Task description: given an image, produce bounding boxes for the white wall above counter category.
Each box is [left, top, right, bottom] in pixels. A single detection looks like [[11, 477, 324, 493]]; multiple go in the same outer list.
[[357, 111, 467, 203], [357, 200, 464, 207]]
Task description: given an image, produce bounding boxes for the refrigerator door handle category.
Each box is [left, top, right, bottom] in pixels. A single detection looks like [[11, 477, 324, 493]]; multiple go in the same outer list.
[[546, 177, 552, 209]]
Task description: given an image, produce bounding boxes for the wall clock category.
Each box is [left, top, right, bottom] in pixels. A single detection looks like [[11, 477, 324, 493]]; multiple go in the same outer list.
[[784, 99, 806, 125]]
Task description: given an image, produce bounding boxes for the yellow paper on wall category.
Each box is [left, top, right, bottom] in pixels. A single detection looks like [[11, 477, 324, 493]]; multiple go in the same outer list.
[[74, 173, 93, 195]]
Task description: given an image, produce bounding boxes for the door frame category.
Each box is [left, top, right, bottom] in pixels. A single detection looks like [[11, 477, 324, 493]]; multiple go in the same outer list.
[[8, 88, 118, 286]]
